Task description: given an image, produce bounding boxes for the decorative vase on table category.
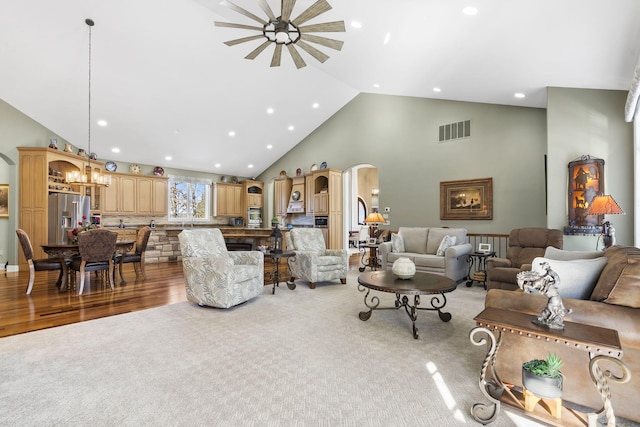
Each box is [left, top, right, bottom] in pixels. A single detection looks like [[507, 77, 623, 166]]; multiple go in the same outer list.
[[392, 257, 416, 279]]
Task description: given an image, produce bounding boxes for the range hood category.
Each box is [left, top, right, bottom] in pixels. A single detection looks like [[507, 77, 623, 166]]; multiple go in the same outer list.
[[287, 179, 305, 213]]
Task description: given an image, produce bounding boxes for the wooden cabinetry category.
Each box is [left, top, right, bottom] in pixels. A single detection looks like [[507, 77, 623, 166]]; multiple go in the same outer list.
[[242, 180, 263, 225], [215, 183, 243, 217], [102, 174, 137, 215], [136, 177, 168, 216], [312, 169, 343, 249], [16, 147, 104, 267], [274, 177, 292, 217], [305, 173, 314, 216]]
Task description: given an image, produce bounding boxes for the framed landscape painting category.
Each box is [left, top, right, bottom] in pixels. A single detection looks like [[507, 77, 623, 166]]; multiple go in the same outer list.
[[0, 184, 8, 218], [440, 178, 493, 220]]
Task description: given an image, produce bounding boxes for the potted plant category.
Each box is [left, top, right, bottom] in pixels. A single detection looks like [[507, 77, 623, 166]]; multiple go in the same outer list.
[[522, 352, 564, 399]]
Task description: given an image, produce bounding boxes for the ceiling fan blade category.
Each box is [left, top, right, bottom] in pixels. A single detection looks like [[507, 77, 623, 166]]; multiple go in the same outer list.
[[271, 44, 283, 67], [221, 0, 267, 25], [286, 44, 307, 69], [296, 39, 329, 63], [214, 21, 264, 31], [292, 0, 331, 26], [245, 40, 272, 60], [223, 34, 265, 47], [299, 34, 344, 51], [281, 0, 297, 22], [299, 21, 345, 33], [257, 0, 276, 21]]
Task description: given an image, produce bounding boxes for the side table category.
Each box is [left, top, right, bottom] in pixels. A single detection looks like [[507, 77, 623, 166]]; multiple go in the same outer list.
[[264, 251, 296, 294], [469, 307, 630, 426], [466, 251, 496, 289], [359, 243, 381, 272]]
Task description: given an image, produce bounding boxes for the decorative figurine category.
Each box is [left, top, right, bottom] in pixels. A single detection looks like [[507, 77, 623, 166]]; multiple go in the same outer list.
[[48, 139, 58, 149], [516, 262, 572, 329]]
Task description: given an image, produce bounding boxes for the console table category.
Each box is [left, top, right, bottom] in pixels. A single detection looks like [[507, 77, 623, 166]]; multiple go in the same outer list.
[[469, 308, 631, 426]]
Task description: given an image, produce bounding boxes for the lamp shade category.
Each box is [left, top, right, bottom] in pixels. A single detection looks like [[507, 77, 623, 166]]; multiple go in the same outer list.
[[364, 212, 385, 224], [586, 195, 625, 216]]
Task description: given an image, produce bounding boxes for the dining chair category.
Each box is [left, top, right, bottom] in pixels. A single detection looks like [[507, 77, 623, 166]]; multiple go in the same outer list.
[[69, 229, 118, 295], [113, 226, 151, 285], [16, 229, 66, 295]]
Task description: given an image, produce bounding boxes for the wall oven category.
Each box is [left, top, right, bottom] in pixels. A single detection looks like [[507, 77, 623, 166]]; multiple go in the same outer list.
[[247, 207, 262, 227]]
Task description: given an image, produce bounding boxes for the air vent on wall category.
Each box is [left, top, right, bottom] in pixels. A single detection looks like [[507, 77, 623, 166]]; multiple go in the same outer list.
[[439, 120, 471, 142]]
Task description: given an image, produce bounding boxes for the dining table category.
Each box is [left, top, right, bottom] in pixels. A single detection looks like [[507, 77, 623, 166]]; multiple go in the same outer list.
[[41, 240, 135, 292]]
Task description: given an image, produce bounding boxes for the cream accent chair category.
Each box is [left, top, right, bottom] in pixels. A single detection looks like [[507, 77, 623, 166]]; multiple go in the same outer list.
[[178, 228, 264, 308], [285, 228, 348, 289]]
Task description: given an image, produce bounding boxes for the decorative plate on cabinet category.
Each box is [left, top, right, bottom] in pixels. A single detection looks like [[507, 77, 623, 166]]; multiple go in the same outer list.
[[105, 161, 117, 172], [153, 166, 165, 176], [129, 164, 142, 174], [310, 163, 318, 171], [231, 176, 239, 184], [320, 161, 327, 169]]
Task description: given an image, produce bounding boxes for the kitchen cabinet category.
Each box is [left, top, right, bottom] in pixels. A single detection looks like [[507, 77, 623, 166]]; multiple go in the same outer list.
[[274, 177, 292, 217], [312, 169, 342, 249], [242, 180, 263, 225], [215, 183, 243, 217], [137, 176, 168, 216], [305, 174, 314, 215], [102, 174, 137, 215]]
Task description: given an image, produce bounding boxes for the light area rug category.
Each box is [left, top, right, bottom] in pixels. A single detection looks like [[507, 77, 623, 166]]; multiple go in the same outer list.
[[0, 271, 582, 426]]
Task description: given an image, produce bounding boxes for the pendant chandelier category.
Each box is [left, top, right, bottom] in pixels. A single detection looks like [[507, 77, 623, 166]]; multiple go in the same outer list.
[[66, 18, 111, 187]]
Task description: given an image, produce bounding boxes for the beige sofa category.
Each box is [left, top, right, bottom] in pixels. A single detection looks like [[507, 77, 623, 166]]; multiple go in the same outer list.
[[379, 227, 472, 282], [484, 245, 640, 422]]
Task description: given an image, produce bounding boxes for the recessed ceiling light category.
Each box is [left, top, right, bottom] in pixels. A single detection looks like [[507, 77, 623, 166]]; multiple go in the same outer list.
[[312, 102, 319, 109], [214, 163, 221, 168], [351, 21, 362, 29], [288, 125, 295, 131], [433, 87, 442, 93], [97, 120, 108, 127], [248, 164, 254, 168], [462, 6, 478, 16], [165, 156, 172, 161], [383, 32, 391, 45], [266, 107, 274, 114], [111, 148, 120, 153], [228, 130, 236, 137], [514, 92, 526, 99], [373, 83, 380, 88], [267, 144, 273, 149]]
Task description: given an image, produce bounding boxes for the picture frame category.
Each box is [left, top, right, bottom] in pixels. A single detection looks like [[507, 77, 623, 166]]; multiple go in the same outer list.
[[440, 178, 493, 220], [478, 243, 492, 253], [0, 184, 8, 218], [367, 238, 377, 245]]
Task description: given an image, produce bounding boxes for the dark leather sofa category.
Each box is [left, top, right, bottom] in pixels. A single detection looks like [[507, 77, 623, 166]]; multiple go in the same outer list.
[[484, 245, 640, 422]]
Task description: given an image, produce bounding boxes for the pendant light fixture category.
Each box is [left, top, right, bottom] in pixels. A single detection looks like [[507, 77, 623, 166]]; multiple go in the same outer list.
[[66, 18, 111, 187]]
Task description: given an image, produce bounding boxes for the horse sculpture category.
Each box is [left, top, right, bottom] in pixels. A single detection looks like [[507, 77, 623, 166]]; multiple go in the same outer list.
[[516, 262, 571, 329]]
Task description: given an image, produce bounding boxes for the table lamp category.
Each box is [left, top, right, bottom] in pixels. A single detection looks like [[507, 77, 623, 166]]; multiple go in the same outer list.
[[586, 194, 625, 250], [364, 211, 386, 240]]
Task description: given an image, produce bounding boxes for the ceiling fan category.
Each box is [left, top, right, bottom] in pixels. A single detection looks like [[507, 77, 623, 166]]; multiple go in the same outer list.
[[214, 0, 345, 69]]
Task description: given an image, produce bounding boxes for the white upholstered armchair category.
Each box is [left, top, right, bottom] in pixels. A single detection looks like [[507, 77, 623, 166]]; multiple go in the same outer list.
[[285, 228, 348, 289], [178, 228, 264, 308]]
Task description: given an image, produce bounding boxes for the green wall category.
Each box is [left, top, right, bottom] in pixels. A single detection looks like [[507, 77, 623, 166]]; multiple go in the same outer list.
[[546, 87, 634, 250], [259, 93, 549, 234]]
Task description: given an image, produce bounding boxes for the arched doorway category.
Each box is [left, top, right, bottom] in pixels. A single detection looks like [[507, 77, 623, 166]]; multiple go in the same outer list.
[[343, 164, 378, 249]]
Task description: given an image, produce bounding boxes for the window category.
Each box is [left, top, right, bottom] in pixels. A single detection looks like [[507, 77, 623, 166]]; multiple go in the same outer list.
[[168, 176, 211, 222]]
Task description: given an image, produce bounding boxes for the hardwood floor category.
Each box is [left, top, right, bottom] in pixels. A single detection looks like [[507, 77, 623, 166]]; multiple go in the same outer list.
[[0, 253, 364, 338]]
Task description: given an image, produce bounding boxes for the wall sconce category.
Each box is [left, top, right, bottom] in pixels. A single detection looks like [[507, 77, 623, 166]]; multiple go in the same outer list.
[[586, 194, 625, 250]]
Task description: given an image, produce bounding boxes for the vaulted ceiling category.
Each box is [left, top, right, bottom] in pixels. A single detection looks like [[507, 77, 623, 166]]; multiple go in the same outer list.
[[1, 0, 639, 177]]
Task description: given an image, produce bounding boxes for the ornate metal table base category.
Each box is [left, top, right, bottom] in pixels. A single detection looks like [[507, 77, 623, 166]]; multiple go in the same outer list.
[[469, 310, 631, 426], [264, 252, 296, 294], [358, 285, 451, 339]]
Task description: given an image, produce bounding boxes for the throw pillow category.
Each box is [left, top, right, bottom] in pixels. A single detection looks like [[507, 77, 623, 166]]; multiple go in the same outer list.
[[544, 246, 603, 261], [391, 233, 405, 253], [436, 235, 457, 256], [531, 256, 608, 300]]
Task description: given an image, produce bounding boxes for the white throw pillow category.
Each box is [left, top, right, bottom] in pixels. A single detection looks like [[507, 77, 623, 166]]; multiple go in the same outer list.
[[391, 233, 405, 253], [544, 246, 603, 261], [436, 235, 457, 256], [531, 256, 608, 300]]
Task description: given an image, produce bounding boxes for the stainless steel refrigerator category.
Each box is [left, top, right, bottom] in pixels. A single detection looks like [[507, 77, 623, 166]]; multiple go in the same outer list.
[[48, 194, 91, 244]]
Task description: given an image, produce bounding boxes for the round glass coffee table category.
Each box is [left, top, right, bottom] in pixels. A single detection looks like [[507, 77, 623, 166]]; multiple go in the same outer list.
[[357, 270, 457, 339]]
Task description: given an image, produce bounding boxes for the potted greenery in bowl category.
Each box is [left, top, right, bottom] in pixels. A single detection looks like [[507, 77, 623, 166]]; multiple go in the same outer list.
[[522, 352, 564, 399]]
